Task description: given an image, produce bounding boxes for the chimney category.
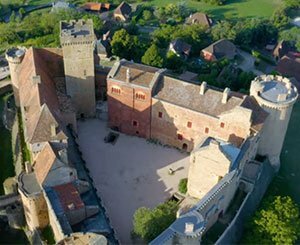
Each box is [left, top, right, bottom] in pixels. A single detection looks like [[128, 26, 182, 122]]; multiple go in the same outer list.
[[126, 68, 131, 83], [25, 161, 32, 174], [200, 81, 207, 95], [185, 222, 194, 234], [50, 124, 57, 137], [222, 88, 230, 104]]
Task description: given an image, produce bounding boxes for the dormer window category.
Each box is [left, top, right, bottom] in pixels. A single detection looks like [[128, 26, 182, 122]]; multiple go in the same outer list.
[[111, 86, 121, 95], [50, 124, 58, 137], [135, 92, 146, 100]]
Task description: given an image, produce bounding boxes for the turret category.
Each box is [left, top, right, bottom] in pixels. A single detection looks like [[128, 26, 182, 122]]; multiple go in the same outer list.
[[250, 75, 298, 171], [5, 47, 26, 106]]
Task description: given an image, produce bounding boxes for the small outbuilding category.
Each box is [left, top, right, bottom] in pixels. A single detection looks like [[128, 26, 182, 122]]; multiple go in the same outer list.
[[276, 52, 300, 82]]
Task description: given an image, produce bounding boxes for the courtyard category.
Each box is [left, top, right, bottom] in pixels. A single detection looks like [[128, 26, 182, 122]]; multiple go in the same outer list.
[[77, 119, 190, 243]]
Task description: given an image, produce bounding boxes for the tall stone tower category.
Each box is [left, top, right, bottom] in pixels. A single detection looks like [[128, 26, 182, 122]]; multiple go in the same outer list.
[[60, 19, 96, 118], [250, 75, 298, 171], [5, 47, 26, 107]]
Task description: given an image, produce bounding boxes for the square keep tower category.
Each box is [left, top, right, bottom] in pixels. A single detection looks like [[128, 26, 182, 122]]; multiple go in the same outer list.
[[60, 19, 96, 117]]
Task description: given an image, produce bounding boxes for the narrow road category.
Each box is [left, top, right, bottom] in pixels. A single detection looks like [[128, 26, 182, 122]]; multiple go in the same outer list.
[[237, 49, 263, 76]]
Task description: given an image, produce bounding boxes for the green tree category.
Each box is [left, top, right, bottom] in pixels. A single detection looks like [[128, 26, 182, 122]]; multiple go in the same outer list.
[[280, 27, 300, 51], [211, 21, 236, 41], [111, 29, 141, 61], [271, 8, 290, 29], [166, 51, 184, 71], [243, 196, 300, 245], [10, 11, 16, 22], [142, 10, 152, 21], [133, 200, 178, 242], [141, 44, 164, 68], [284, 0, 300, 8], [18, 7, 25, 20]]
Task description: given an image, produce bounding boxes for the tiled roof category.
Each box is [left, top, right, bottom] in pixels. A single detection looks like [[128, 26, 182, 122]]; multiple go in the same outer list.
[[202, 39, 236, 59], [170, 39, 191, 56], [185, 12, 212, 27], [154, 76, 244, 117], [34, 142, 58, 185], [17, 48, 68, 144], [114, 1, 132, 17], [276, 53, 300, 81], [240, 96, 269, 132], [82, 2, 102, 11], [53, 183, 85, 212], [110, 60, 160, 88]]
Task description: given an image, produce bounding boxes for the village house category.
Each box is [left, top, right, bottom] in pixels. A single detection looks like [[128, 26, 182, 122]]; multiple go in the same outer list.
[[113, 1, 132, 22], [276, 52, 300, 82], [273, 40, 295, 61], [169, 39, 192, 59], [185, 12, 213, 27], [201, 39, 237, 61], [82, 2, 111, 13]]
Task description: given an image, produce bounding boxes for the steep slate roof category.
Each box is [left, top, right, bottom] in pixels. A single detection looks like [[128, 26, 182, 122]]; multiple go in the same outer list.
[[185, 12, 212, 27], [153, 75, 244, 117], [109, 60, 161, 88], [17, 48, 67, 144], [276, 52, 300, 81], [170, 39, 192, 56], [114, 1, 132, 17], [202, 39, 236, 60]]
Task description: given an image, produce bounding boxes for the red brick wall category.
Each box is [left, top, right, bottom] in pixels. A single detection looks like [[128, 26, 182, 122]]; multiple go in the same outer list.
[[107, 79, 152, 138]]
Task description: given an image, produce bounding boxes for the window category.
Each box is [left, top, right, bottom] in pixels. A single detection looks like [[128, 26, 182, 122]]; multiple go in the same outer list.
[[83, 70, 87, 76], [158, 112, 163, 118], [111, 86, 121, 94], [187, 121, 192, 128], [177, 134, 183, 140], [220, 122, 225, 128], [136, 131, 139, 135], [132, 120, 138, 127], [205, 127, 209, 134], [135, 92, 146, 100]]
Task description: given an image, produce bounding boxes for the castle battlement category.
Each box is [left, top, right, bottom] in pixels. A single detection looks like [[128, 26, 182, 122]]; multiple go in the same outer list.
[[60, 19, 95, 45], [5, 47, 26, 65], [250, 75, 298, 109]]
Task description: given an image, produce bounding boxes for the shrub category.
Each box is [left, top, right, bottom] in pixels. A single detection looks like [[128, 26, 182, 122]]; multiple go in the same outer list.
[[178, 178, 188, 194]]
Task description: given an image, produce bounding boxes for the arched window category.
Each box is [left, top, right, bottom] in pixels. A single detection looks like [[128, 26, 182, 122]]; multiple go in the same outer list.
[[111, 86, 121, 95], [135, 92, 146, 100]]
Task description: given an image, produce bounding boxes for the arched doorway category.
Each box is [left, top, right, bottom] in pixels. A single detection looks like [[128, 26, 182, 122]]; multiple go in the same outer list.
[[182, 143, 188, 151]]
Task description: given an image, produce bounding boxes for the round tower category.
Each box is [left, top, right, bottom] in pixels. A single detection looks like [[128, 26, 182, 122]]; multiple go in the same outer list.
[[250, 75, 298, 171], [5, 47, 26, 107]]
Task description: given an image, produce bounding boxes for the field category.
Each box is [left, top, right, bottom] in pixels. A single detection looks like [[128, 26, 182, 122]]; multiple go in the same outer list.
[[144, 0, 283, 20]]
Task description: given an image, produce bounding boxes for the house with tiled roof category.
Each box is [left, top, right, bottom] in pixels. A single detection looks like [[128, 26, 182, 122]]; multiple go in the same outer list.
[[82, 2, 111, 12], [276, 52, 300, 82], [169, 39, 192, 59], [201, 39, 237, 61], [185, 12, 212, 27], [113, 1, 132, 21]]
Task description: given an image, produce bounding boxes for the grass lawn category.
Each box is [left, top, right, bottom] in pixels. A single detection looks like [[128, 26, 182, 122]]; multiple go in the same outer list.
[[269, 102, 300, 205], [144, 0, 283, 20], [0, 93, 15, 195]]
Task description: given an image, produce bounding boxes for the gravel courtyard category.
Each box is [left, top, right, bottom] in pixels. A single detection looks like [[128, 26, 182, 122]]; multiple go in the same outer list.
[[77, 119, 190, 244]]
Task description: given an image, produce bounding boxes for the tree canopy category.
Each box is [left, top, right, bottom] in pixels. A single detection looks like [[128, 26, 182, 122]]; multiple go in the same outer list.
[[141, 44, 164, 68], [243, 196, 300, 245], [133, 200, 178, 242]]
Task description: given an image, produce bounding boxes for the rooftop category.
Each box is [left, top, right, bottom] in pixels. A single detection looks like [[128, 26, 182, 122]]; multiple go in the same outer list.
[[61, 19, 94, 38], [109, 60, 161, 88], [154, 76, 244, 117], [18, 172, 41, 196]]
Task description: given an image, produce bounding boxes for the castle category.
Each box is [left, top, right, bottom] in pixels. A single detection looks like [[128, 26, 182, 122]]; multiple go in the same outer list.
[[4, 18, 298, 244]]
